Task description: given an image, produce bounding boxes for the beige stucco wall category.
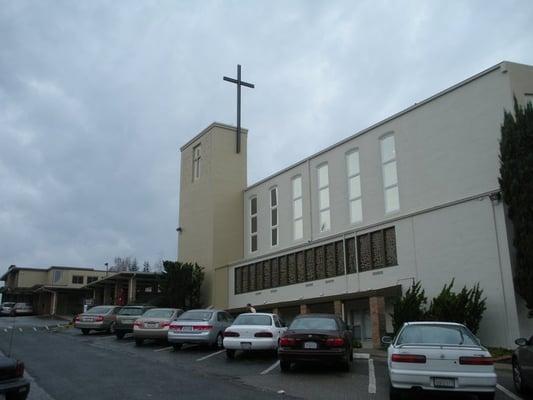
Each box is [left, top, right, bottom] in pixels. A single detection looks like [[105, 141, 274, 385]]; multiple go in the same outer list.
[[178, 123, 246, 308], [16, 270, 48, 288], [46, 268, 107, 288]]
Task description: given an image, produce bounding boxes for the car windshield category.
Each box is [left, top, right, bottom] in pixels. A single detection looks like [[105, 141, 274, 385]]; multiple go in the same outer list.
[[396, 324, 479, 346], [86, 306, 113, 315], [2, 303, 15, 307], [143, 309, 174, 319], [178, 311, 213, 321], [118, 307, 146, 316], [233, 315, 272, 326], [289, 317, 338, 331]]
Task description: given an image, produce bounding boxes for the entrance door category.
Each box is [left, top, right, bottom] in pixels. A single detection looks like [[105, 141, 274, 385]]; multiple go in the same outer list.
[[351, 310, 371, 340]]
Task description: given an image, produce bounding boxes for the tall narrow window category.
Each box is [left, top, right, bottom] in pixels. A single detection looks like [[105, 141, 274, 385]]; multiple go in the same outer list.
[[317, 164, 331, 232], [192, 144, 201, 181], [380, 135, 399, 213], [292, 176, 303, 240], [346, 150, 362, 223], [270, 187, 278, 246], [250, 197, 258, 252]]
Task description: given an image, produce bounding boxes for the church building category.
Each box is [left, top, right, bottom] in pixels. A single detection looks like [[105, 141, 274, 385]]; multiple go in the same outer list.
[[177, 61, 533, 348]]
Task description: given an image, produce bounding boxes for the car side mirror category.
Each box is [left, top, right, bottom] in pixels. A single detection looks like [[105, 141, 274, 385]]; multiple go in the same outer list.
[[515, 338, 528, 346], [381, 336, 393, 345]]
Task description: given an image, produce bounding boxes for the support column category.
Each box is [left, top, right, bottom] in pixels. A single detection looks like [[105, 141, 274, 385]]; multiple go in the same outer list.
[[128, 277, 137, 304], [369, 296, 385, 349], [300, 304, 308, 315], [272, 307, 279, 315], [51, 292, 58, 316], [113, 282, 119, 304], [334, 300, 343, 318]]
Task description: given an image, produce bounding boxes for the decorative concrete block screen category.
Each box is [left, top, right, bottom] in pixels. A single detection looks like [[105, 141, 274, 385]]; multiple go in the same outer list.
[[234, 227, 397, 295]]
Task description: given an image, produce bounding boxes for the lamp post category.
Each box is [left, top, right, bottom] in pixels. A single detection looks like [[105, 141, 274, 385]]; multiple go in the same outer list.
[[105, 262, 108, 277]]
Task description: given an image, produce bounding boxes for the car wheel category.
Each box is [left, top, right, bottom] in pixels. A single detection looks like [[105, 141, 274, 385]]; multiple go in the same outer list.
[[115, 331, 125, 340], [226, 349, 236, 359], [5, 391, 28, 400], [341, 359, 351, 372], [477, 392, 495, 400], [280, 360, 291, 372], [215, 333, 223, 349], [172, 343, 182, 351], [81, 329, 90, 335], [108, 322, 116, 334], [513, 358, 526, 394], [135, 338, 143, 346], [389, 383, 402, 400]]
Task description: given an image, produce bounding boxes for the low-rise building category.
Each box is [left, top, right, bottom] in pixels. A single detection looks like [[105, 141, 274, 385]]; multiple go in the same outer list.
[[0, 265, 107, 316]]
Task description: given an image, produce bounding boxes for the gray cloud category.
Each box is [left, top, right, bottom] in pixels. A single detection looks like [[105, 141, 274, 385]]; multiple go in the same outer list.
[[1, 0, 532, 273]]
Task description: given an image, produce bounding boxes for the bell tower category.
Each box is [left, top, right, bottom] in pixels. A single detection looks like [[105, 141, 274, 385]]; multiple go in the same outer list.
[[177, 122, 247, 308]]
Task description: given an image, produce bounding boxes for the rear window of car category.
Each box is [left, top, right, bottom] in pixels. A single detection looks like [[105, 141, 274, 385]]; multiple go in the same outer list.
[[118, 307, 146, 316], [143, 309, 174, 319], [289, 317, 338, 331], [86, 306, 113, 315], [2, 303, 15, 307], [233, 315, 272, 326], [396, 325, 479, 346], [178, 311, 213, 321]]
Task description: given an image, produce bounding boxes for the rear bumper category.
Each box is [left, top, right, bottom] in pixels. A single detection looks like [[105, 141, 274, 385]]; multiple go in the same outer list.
[[168, 331, 215, 345], [133, 329, 169, 340], [0, 377, 30, 396], [75, 322, 108, 331], [389, 368, 497, 392], [278, 348, 347, 363], [223, 338, 277, 351]]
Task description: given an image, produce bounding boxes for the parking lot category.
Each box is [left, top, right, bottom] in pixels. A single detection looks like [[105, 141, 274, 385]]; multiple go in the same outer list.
[[0, 321, 524, 400]]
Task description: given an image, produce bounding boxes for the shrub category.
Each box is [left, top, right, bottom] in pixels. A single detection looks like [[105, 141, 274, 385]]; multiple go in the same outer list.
[[428, 279, 486, 334], [392, 281, 427, 333]]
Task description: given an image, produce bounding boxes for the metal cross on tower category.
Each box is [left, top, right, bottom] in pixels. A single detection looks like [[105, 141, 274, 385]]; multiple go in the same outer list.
[[223, 64, 255, 153]]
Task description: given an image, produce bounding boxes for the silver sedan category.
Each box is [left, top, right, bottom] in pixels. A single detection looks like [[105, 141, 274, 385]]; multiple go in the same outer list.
[[133, 308, 183, 346]]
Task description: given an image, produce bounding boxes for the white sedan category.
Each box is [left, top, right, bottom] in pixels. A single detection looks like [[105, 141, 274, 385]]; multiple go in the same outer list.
[[223, 313, 286, 359], [383, 322, 496, 400]]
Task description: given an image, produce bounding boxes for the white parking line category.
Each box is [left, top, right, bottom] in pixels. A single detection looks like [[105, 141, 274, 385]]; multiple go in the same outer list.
[[153, 346, 173, 352], [496, 384, 523, 400], [260, 360, 280, 375], [368, 358, 376, 394], [354, 352, 370, 359], [196, 350, 225, 361]]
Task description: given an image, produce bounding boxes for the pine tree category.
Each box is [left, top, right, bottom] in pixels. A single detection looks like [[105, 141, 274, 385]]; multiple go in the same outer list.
[[499, 97, 533, 309]]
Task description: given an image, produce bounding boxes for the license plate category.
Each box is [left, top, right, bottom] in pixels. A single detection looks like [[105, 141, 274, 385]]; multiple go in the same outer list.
[[433, 377, 455, 388], [146, 323, 158, 328], [83, 317, 94, 322], [183, 326, 192, 331], [240, 342, 252, 350], [304, 341, 318, 349]]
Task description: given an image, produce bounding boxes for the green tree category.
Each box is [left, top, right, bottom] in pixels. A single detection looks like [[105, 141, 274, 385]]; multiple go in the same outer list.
[[499, 97, 533, 309], [392, 281, 427, 333], [157, 261, 204, 309]]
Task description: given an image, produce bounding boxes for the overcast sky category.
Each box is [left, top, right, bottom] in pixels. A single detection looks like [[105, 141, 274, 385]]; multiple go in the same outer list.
[[1, 0, 532, 274]]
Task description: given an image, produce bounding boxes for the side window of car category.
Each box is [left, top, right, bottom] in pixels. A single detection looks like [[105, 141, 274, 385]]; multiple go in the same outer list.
[[217, 312, 225, 322], [274, 316, 282, 328], [225, 313, 233, 323]]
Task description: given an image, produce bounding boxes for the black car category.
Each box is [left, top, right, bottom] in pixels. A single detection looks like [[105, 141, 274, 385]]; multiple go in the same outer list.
[[278, 313, 353, 372], [0, 355, 29, 400], [513, 335, 533, 395]]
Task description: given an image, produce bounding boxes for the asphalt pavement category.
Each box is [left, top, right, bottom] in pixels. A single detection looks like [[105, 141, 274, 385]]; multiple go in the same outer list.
[[0, 324, 527, 400]]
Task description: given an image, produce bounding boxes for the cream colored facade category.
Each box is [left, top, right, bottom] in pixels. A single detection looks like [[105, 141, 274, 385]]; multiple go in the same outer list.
[[178, 123, 247, 307], [178, 61, 533, 347]]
